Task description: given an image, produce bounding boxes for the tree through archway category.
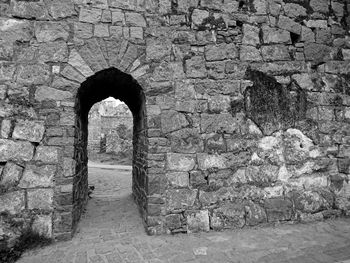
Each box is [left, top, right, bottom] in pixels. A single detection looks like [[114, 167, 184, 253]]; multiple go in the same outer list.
[[72, 68, 147, 231]]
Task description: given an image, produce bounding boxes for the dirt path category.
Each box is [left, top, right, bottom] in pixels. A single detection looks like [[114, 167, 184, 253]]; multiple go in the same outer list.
[[19, 165, 350, 263]]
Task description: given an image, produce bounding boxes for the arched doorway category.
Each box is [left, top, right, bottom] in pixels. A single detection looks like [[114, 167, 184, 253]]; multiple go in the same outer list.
[[71, 68, 147, 232]]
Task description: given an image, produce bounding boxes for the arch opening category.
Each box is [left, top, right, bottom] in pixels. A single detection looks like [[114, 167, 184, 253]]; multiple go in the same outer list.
[[72, 68, 147, 232]]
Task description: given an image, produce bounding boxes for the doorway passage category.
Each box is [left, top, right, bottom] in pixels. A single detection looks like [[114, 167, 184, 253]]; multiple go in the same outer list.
[[71, 68, 148, 232]]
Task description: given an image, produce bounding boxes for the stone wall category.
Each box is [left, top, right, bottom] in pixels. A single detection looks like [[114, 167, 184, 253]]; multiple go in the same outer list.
[[0, 0, 350, 247]]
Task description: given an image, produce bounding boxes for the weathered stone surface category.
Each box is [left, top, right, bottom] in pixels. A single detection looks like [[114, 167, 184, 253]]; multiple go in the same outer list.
[[37, 41, 69, 62], [34, 21, 69, 42], [0, 162, 23, 189], [166, 172, 189, 188], [293, 190, 333, 213], [277, 15, 302, 34], [200, 113, 239, 134], [304, 43, 331, 62], [191, 9, 209, 26], [16, 64, 50, 85], [197, 153, 226, 170], [146, 38, 171, 61], [284, 3, 307, 18], [264, 198, 293, 222], [261, 45, 290, 61], [0, 191, 25, 214], [186, 210, 210, 233], [34, 146, 59, 164], [166, 189, 198, 210], [240, 46, 262, 61], [310, 0, 329, 13], [44, 0, 75, 19], [0, 18, 33, 43], [161, 110, 189, 134], [165, 214, 181, 230], [27, 188, 54, 210], [12, 120, 45, 143], [35, 86, 73, 102], [79, 8, 102, 24], [11, 0, 48, 19], [19, 164, 56, 188], [166, 153, 196, 172], [262, 26, 291, 44], [245, 202, 267, 226], [186, 56, 207, 78], [242, 24, 260, 46], [168, 128, 203, 154], [0, 139, 34, 162], [125, 12, 146, 27], [1, 120, 11, 139], [211, 202, 246, 229], [205, 43, 238, 61], [63, 158, 76, 177]]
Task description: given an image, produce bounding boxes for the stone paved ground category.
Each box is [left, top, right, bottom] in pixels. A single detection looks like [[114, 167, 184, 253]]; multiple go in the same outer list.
[[18, 164, 350, 263]]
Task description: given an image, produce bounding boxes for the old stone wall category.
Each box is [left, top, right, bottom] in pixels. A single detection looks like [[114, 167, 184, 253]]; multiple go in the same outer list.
[[0, 0, 350, 247]]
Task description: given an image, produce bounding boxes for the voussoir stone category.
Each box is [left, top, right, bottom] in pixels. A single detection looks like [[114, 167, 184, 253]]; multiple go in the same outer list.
[[0, 139, 34, 162], [12, 120, 45, 143], [19, 164, 56, 188]]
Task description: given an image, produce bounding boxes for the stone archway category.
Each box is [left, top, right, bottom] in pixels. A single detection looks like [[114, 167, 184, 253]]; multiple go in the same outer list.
[[71, 68, 147, 232]]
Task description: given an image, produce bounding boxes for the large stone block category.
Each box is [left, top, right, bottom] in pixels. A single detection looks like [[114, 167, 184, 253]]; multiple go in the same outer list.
[[166, 189, 198, 211], [0, 139, 34, 162], [211, 202, 245, 230], [197, 153, 227, 170], [277, 15, 302, 34], [168, 128, 203, 154], [11, 0, 49, 19], [0, 18, 33, 43], [242, 24, 260, 46], [27, 188, 54, 210], [166, 153, 196, 171], [44, 0, 76, 19], [79, 8, 102, 23], [125, 12, 146, 27], [0, 190, 25, 214], [245, 202, 267, 226], [32, 214, 53, 238], [200, 113, 240, 134], [166, 172, 189, 188], [264, 198, 293, 222], [16, 64, 51, 85], [12, 120, 45, 143], [34, 146, 59, 164], [186, 56, 207, 78], [161, 110, 189, 134], [37, 41, 69, 62], [19, 164, 56, 188], [205, 43, 238, 61], [186, 210, 210, 233], [292, 190, 333, 213], [0, 162, 23, 189], [34, 21, 69, 42], [146, 38, 171, 61], [304, 43, 332, 62], [35, 86, 73, 102], [240, 46, 262, 61], [261, 45, 290, 61]]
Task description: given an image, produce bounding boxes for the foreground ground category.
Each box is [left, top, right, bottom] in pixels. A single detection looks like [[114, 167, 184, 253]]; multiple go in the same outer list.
[[19, 163, 350, 263]]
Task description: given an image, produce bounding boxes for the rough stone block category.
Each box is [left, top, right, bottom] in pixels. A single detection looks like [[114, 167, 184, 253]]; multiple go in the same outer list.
[[191, 9, 209, 26], [264, 198, 293, 222], [35, 86, 73, 102], [11, 0, 49, 19], [166, 189, 198, 211], [74, 22, 93, 39], [166, 172, 189, 188], [0, 162, 23, 189], [146, 38, 171, 61], [37, 41, 69, 62], [292, 190, 333, 213], [44, 0, 76, 19], [197, 153, 226, 170], [277, 15, 302, 34], [186, 210, 210, 233], [34, 21, 69, 42], [284, 3, 307, 18], [161, 110, 189, 134], [205, 43, 238, 61], [305, 20, 328, 29], [27, 188, 54, 210], [310, 0, 329, 13], [165, 214, 181, 230], [245, 202, 267, 226], [79, 8, 102, 24], [200, 113, 239, 134], [166, 153, 196, 172], [0, 139, 34, 162], [261, 45, 290, 61], [19, 164, 56, 188], [262, 26, 291, 44], [242, 24, 260, 46], [240, 46, 262, 61], [338, 158, 350, 174], [1, 119, 11, 139], [63, 158, 76, 177], [16, 64, 51, 85], [211, 202, 245, 230], [12, 120, 45, 143], [125, 12, 146, 27], [34, 146, 59, 164], [185, 56, 207, 78], [0, 190, 25, 214]]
